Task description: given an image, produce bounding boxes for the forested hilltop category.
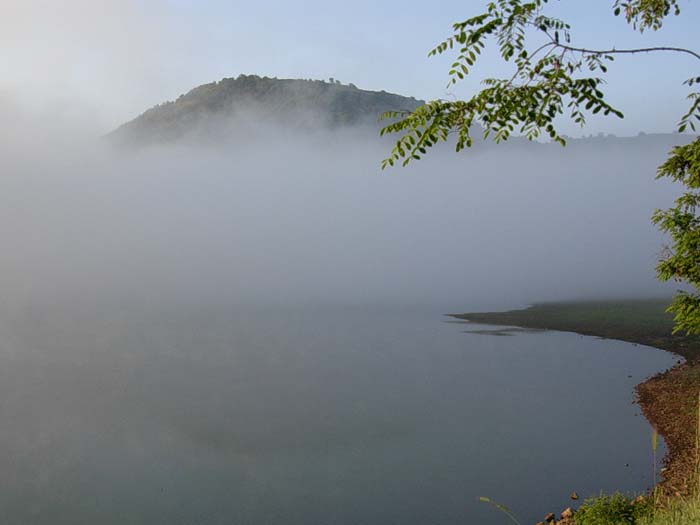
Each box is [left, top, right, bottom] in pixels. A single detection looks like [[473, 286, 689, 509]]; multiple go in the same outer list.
[[108, 74, 695, 151], [108, 75, 424, 146]]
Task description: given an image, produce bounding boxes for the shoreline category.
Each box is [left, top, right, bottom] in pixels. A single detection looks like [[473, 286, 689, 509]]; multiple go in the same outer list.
[[451, 299, 699, 498]]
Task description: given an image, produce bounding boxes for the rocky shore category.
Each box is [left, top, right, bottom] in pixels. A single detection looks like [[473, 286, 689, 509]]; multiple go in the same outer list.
[[535, 507, 575, 525]]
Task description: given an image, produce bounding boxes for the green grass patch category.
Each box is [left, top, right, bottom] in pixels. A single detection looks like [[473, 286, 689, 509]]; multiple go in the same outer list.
[[452, 298, 700, 362], [638, 495, 700, 525]]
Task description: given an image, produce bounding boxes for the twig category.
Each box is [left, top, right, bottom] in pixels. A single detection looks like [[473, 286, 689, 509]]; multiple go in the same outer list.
[[552, 43, 700, 62]]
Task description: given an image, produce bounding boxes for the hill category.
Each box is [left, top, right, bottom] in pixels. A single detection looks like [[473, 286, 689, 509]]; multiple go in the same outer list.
[[107, 75, 694, 151], [107, 75, 424, 146]]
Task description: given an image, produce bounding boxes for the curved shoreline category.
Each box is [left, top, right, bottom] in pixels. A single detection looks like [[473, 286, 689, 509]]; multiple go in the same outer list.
[[450, 299, 699, 498]]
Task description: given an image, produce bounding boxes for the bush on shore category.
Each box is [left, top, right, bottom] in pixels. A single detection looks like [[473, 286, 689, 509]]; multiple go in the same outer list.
[[575, 493, 652, 525], [572, 492, 700, 525]]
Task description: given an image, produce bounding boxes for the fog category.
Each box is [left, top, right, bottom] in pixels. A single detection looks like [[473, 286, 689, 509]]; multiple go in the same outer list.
[[0, 0, 689, 312], [0, 94, 689, 524], [0, 98, 686, 315]]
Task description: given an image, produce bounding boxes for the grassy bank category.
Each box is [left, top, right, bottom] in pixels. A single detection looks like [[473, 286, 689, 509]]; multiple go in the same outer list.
[[451, 298, 700, 363], [452, 299, 700, 521], [639, 495, 700, 524]]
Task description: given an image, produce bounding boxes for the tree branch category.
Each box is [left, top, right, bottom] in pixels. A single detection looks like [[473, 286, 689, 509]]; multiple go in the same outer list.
[[528, 21, 700, 62], [554, 43, 700, 62]]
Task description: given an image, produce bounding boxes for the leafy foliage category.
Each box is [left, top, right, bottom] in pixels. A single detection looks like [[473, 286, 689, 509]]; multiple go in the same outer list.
[[653, 139, 700, 334], [575, 493, 652, 525], [381, 0, 700, 335], [380, 0, 698, 168], [613, 0, 680, 31]]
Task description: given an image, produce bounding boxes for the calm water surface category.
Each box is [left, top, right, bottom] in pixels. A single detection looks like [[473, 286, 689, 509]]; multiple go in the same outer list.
[[0, 304, 677, 524]]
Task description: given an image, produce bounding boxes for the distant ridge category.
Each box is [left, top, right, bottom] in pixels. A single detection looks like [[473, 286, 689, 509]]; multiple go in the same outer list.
[[108, 75, 424, 146]]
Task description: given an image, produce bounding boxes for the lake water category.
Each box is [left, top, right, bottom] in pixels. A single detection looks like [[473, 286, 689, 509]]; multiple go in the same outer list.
[[0, 304, 677, 524]]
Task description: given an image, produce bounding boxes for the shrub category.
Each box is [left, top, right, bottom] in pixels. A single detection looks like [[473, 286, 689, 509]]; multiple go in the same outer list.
[[576, 493, 652, 525]]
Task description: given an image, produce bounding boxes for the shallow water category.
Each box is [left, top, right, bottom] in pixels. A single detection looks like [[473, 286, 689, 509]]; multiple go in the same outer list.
[[0, 304, 676, 524]]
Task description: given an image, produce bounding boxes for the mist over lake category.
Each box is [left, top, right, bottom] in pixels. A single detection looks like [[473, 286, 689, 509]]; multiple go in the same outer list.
[[0, 110, 688, 523], [0, 113, 686, 310]]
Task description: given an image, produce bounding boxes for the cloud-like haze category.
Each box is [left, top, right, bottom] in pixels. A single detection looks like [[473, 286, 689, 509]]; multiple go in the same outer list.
[[0, 98, 686, 313]]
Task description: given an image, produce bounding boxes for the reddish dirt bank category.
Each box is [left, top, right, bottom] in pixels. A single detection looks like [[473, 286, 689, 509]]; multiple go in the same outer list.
[[637, 363, 700, 497]]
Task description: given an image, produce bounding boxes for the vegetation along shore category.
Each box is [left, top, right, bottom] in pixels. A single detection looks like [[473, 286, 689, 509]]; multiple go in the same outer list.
[[452, 299, 700, 521]]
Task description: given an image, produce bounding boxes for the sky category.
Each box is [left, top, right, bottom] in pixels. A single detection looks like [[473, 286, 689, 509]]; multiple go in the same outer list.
[[1, 0, 698, 135]]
